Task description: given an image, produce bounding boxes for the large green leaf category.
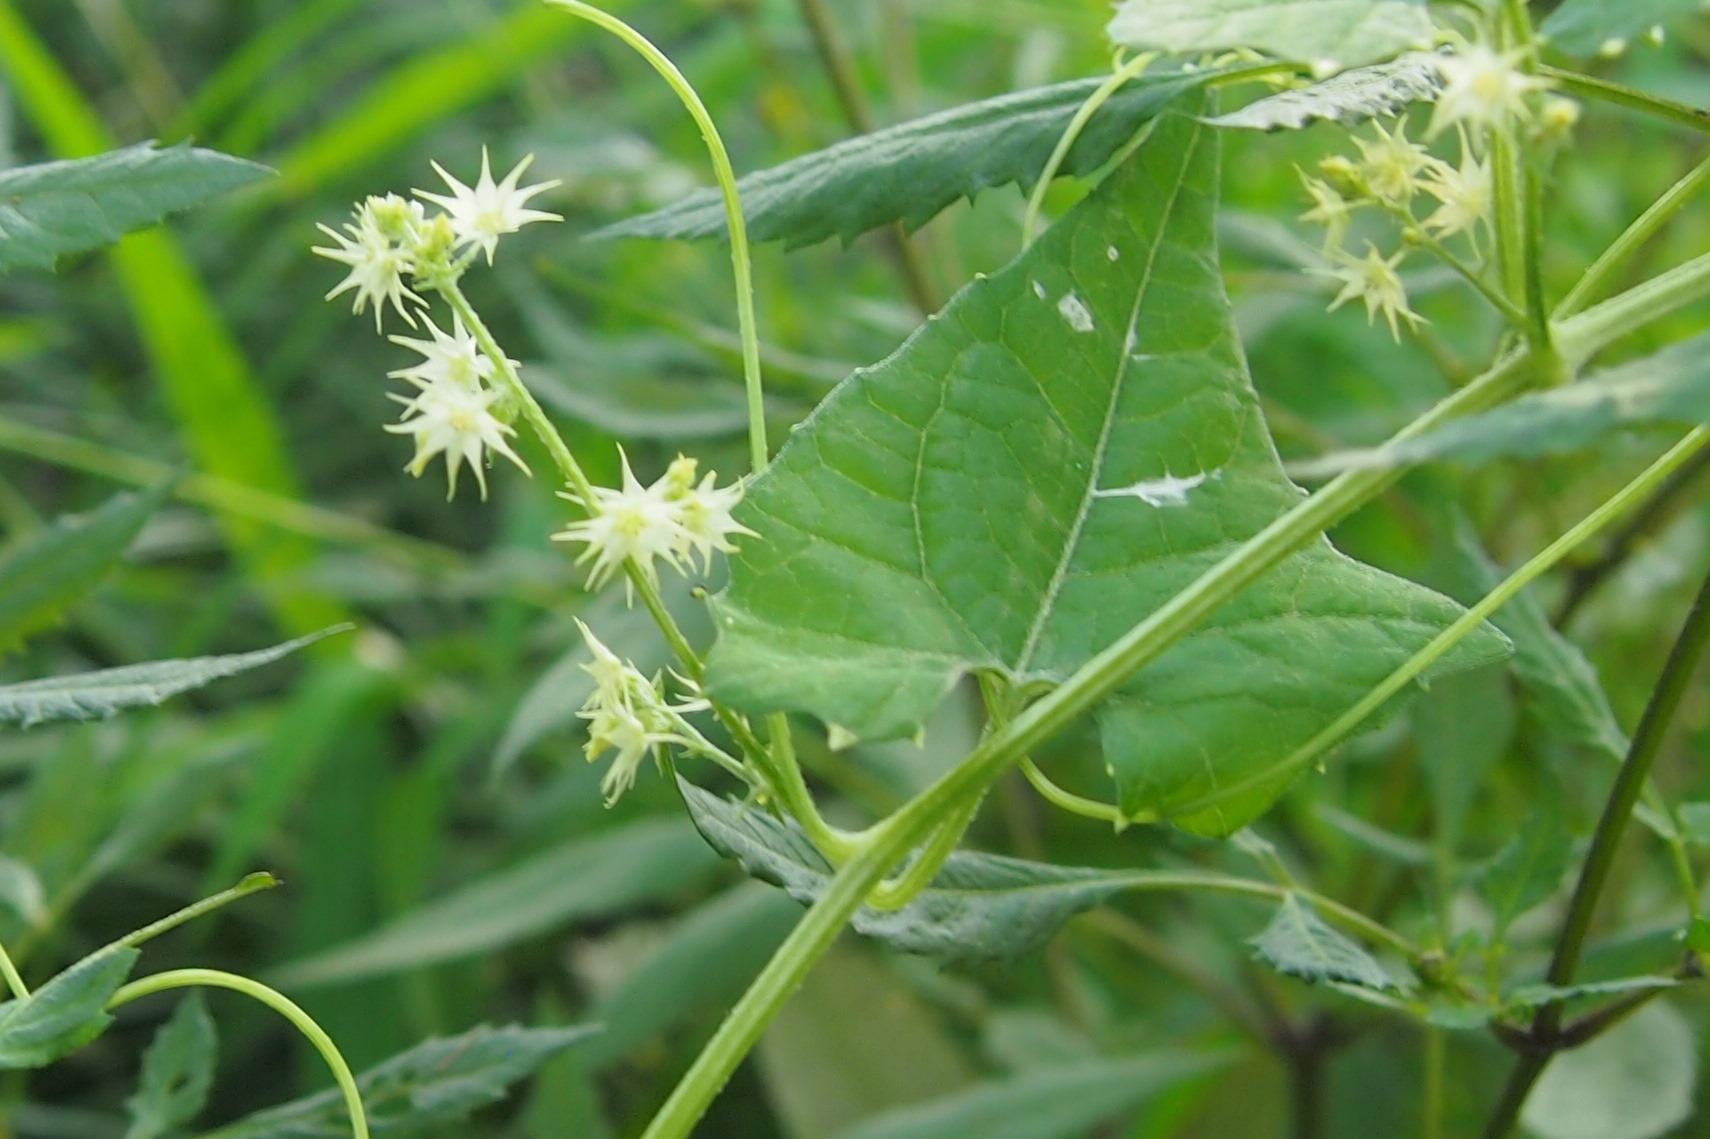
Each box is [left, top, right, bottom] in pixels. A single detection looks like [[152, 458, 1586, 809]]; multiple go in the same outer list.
[[1521, 1002, 1696, 1139], [1542, 0, 1703, 56], [706, 111, 1506, 835], [125, 995, 217, 1139], [197, 1024, 595, 1139], [1108, 0, 1434, 69], [0, 482, 170, 651], [1212, 53, 1442, 131], [269, 819, 721, 989], [595, 71, 1215, 249], [0, 142, 269, 273], [0, 946, 140, 1070], [1305, 333, 1710, 474], [837, 1051, 1228, 1139], [0, 628, 347, 728]]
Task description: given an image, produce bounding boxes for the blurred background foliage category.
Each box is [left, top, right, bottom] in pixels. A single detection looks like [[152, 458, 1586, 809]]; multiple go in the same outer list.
[[0, 1, 1708, 1136]]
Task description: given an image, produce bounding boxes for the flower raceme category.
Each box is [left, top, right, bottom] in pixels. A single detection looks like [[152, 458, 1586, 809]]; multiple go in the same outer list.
[[553, 453, 756, 598], [574, 621, 710, 805]]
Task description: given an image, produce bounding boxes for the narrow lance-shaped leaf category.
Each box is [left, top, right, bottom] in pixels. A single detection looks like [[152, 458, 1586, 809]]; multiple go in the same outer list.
[[1300, 332, 1710, 475], [1541, 0, 1704, 57], [268, 819, 722, 989], [1249, 894, 1398, 990], [595, 70, 1218, 249], [838, 1051, 1230, 1139], [1109, 0, 1434, 70], [195, 1024, 597, 1139], [0, 626, 350, 728], [0, 945, 141, 1070], [1212, 52, 1442, 131], [125, 994, 218, 1139], [0, 142, 271, 273], [0, 481, 171, 653], [706, 108, 1507, 836]]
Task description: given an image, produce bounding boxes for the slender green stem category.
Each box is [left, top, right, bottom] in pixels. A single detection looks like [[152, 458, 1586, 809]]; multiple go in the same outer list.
[[1176, 428, 1710, 820], [1019, 758, 1141, 828], [1543, 67, 1710, 137], [1022, 52, 1155, 247], [111, 969, 368, 1139], [866, 791, 983, 910], [765, 714, 863, 862], [1543, 562, 1710, 999], [116, 873, 281, 950], [1482, 560, 1710, 1139], [1424, 1027, 1446, 1139], [1556, 154, 1710, 319], [1400, 221, 1530, 327], [544, 0, 769, 473], [1555, 249, 1710, 365], [0, 943, 27, 1001]]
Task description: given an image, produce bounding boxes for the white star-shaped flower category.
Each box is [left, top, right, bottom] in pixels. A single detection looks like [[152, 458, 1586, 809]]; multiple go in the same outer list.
[[415, 149, 562, 264], [672, 470, 756, 571], [385, 375, 528, 499], [387, 314, 498, 392], [1298, 171, 1360, 249], [1324, 245, 1424, 341], [1355, 120, 1432, 205], [312, 197, 425, 331], [1429, 46, 1552, 140], [553, 451, 685, 596], [1421, 151, 1493, 241]]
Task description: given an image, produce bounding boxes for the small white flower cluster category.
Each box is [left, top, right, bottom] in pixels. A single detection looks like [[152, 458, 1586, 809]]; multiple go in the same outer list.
[[554, 453, 755, 600], [1293, 42, 1577, 342], [575, 620, 709, 805], [313, 150, 560, 497]]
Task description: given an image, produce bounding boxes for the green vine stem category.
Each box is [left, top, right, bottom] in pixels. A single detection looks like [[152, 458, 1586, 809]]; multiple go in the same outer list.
[[543, 0, 768, 474], [0, 943, 28, 1001], [109, 969, 369, 1139], [1556, 153, 1710, 319], [115, 873, 281, 950], [1542, 66, 1710, 137], [639, 251, 1710, 1136], [1482, 560, 1710, 1139], [1022, 52, 1155, 247]]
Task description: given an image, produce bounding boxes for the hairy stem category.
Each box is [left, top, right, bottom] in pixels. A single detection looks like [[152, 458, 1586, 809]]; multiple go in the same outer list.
[[111, 969, 368, 1139]]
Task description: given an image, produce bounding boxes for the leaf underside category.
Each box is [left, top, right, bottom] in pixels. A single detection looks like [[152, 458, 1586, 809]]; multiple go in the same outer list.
[[707, 109, 1506, 836], [593, 71, 1216, 250], [1212, 53, 1442, 132], [1108, 0, 1434, 69], [682, 779, 1141, 963], [0, 946, 141, 1070], [0, 141, 270, 273], [1250, 895, 1396, 989], [0, 627, 346, 728], [196, 1024, 596, 1139]]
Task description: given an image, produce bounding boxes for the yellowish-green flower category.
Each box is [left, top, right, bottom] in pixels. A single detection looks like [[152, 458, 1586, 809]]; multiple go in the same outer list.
[[1325, 245, 1423, 341]]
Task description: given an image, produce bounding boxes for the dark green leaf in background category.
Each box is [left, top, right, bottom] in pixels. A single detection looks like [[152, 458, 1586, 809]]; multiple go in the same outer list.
[[1541, 0, 1705, 56], [125, 995, 218, 1139], [0, 627, 348, 728], [707, 111, 1505, 835], [836, 1051, 1230, 1139], [595, 71, 1216, 249], [0, 142, 270, 273], [0, 482, 170, 652]]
